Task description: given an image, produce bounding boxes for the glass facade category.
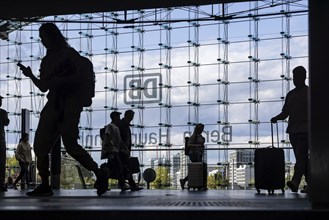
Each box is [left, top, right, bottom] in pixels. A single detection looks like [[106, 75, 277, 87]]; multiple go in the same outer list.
[[0, 1, 308, 189]]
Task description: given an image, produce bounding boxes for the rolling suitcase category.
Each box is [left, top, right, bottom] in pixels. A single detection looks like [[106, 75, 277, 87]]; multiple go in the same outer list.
[[254, 122, 285, 195], [187, 162, 207, 191]]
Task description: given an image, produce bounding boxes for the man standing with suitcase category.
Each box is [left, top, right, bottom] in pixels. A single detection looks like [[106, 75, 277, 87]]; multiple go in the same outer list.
[[271, 66, 309, 193]]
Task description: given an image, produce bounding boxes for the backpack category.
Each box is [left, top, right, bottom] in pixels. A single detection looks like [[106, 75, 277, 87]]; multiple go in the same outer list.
[[78, 56, 95, 107]]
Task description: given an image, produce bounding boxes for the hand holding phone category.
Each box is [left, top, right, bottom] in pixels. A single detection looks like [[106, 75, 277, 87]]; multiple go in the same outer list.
[[17, 62, 27, 69], [17, 63, 32, 77]]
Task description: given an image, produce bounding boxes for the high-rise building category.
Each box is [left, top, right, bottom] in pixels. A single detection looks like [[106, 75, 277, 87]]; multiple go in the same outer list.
[[229, 150, 255, 189], [170, 153, 181, 189]]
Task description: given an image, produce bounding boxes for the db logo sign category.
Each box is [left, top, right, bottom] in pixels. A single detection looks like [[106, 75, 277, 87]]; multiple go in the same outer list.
[[124, 73, 162, 104]]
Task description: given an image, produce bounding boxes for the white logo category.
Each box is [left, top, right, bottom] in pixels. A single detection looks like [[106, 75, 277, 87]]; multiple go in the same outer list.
[[124, 73, 162, 104]]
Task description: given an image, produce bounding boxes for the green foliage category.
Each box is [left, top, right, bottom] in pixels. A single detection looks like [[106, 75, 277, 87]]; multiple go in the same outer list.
[[207, 174, 220, 189], [60, 156, 95, 189], [207, 171, 230, 189], [5, 154, 20, 180], [152, 166, 170, 189], [6, 154, 19, 167]]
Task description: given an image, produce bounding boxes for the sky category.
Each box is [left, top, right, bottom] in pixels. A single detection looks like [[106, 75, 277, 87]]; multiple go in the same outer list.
[[0, 0, 309, 166]]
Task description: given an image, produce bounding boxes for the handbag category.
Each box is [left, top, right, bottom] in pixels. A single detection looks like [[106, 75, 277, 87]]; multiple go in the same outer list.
[[129, 157, 141, 174]]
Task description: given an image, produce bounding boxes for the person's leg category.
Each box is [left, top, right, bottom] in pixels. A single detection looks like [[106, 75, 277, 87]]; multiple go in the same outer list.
[[33, 103, 60, 186], [22, 163, 30, 188], [60, 101, 98, 172], [121, 154, 143, 191], [180, 177, 187, 190], [13, 162, 25, 187], [50, 137, 61, 189], [26, 102, 59, 196], [180, 151, 198, 190], [290, 133, 309, 187], [299, 133, 309, 184], [112, 153, 129, 191], [120, 154, 134, 186], [0, 144, 7, 191], [60, 97, 108, 196]]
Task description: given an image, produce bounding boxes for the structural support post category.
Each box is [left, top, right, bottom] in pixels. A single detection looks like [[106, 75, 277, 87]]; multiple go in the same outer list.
[[309, 0, 329, 209], [20, 108, 30, 189]]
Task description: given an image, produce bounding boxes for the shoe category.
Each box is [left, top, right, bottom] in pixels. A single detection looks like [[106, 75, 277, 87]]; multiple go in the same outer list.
[[287, 181, 298, 193], [180, 179, 185, 190], [96, 166, 109, 196], [94, 180, 110, 191], [300, 185, 308, 193], [131, 186, 143, 191], [0, 185, 7, 192], [120, 183, 131, 192], [26, 184, 53, 196]]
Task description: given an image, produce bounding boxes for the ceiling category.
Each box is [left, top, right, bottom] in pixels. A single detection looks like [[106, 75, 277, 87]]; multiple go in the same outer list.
[[0, 0, 252, 20], [0, 0, 255, 40]]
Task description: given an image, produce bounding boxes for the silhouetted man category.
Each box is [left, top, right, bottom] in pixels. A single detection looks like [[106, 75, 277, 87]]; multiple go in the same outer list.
[[119, 110, 143, 191], [0, 95, 10, 192], [271, 66, 309, 193]]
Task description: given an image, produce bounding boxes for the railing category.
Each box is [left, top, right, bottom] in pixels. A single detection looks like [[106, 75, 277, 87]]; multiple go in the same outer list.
[[5, 147, 299, 190]]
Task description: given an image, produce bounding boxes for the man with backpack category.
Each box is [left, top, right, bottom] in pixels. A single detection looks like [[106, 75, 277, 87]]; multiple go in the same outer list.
[[18, 22, 108, 196]]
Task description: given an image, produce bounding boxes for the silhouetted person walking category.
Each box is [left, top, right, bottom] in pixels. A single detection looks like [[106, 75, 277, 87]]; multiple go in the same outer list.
[[0, 95, 10, 192], [271, 66, 309, 193], [118, 110, 143, 191], [18, 22, 108, 196], [180, 123, 205, 189], [13, 133, 32, 189], [102, 111, 130, 191]]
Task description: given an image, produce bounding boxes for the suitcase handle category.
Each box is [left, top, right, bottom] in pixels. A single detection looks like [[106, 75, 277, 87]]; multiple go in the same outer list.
[[271, 122, 280, 148]]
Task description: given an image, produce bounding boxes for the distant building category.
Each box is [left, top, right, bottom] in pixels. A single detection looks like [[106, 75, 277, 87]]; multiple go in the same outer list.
[[151, 157, 171, 167], [170, 153, 181, 189], [179, 146, 188, 181], [229, 150, 255, 189], [150, 158, 157, 169]]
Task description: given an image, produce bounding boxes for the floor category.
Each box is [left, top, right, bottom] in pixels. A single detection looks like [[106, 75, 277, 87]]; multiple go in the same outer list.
[[0, 188, 328, 220]]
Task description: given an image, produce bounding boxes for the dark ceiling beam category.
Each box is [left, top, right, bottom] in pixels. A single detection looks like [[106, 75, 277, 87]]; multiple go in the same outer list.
[[0, 0, 252, 19]]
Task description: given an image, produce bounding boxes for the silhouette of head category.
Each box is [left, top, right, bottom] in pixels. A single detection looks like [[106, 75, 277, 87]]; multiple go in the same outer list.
[[20, 133, 29, 142], [39, 23, 68, 49], [292, 66, 306, 88], [110, 111, 121, 124], [124, 109, 135, 122], [194, 123, 204, 134]]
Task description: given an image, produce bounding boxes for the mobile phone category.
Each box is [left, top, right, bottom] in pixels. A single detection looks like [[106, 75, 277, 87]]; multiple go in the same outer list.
[[17, 63, 27, 69]]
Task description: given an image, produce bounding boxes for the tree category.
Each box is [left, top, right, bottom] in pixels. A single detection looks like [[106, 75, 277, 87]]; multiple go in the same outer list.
[[6, 154, 20, 179], [152, 166, 171, 189]]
